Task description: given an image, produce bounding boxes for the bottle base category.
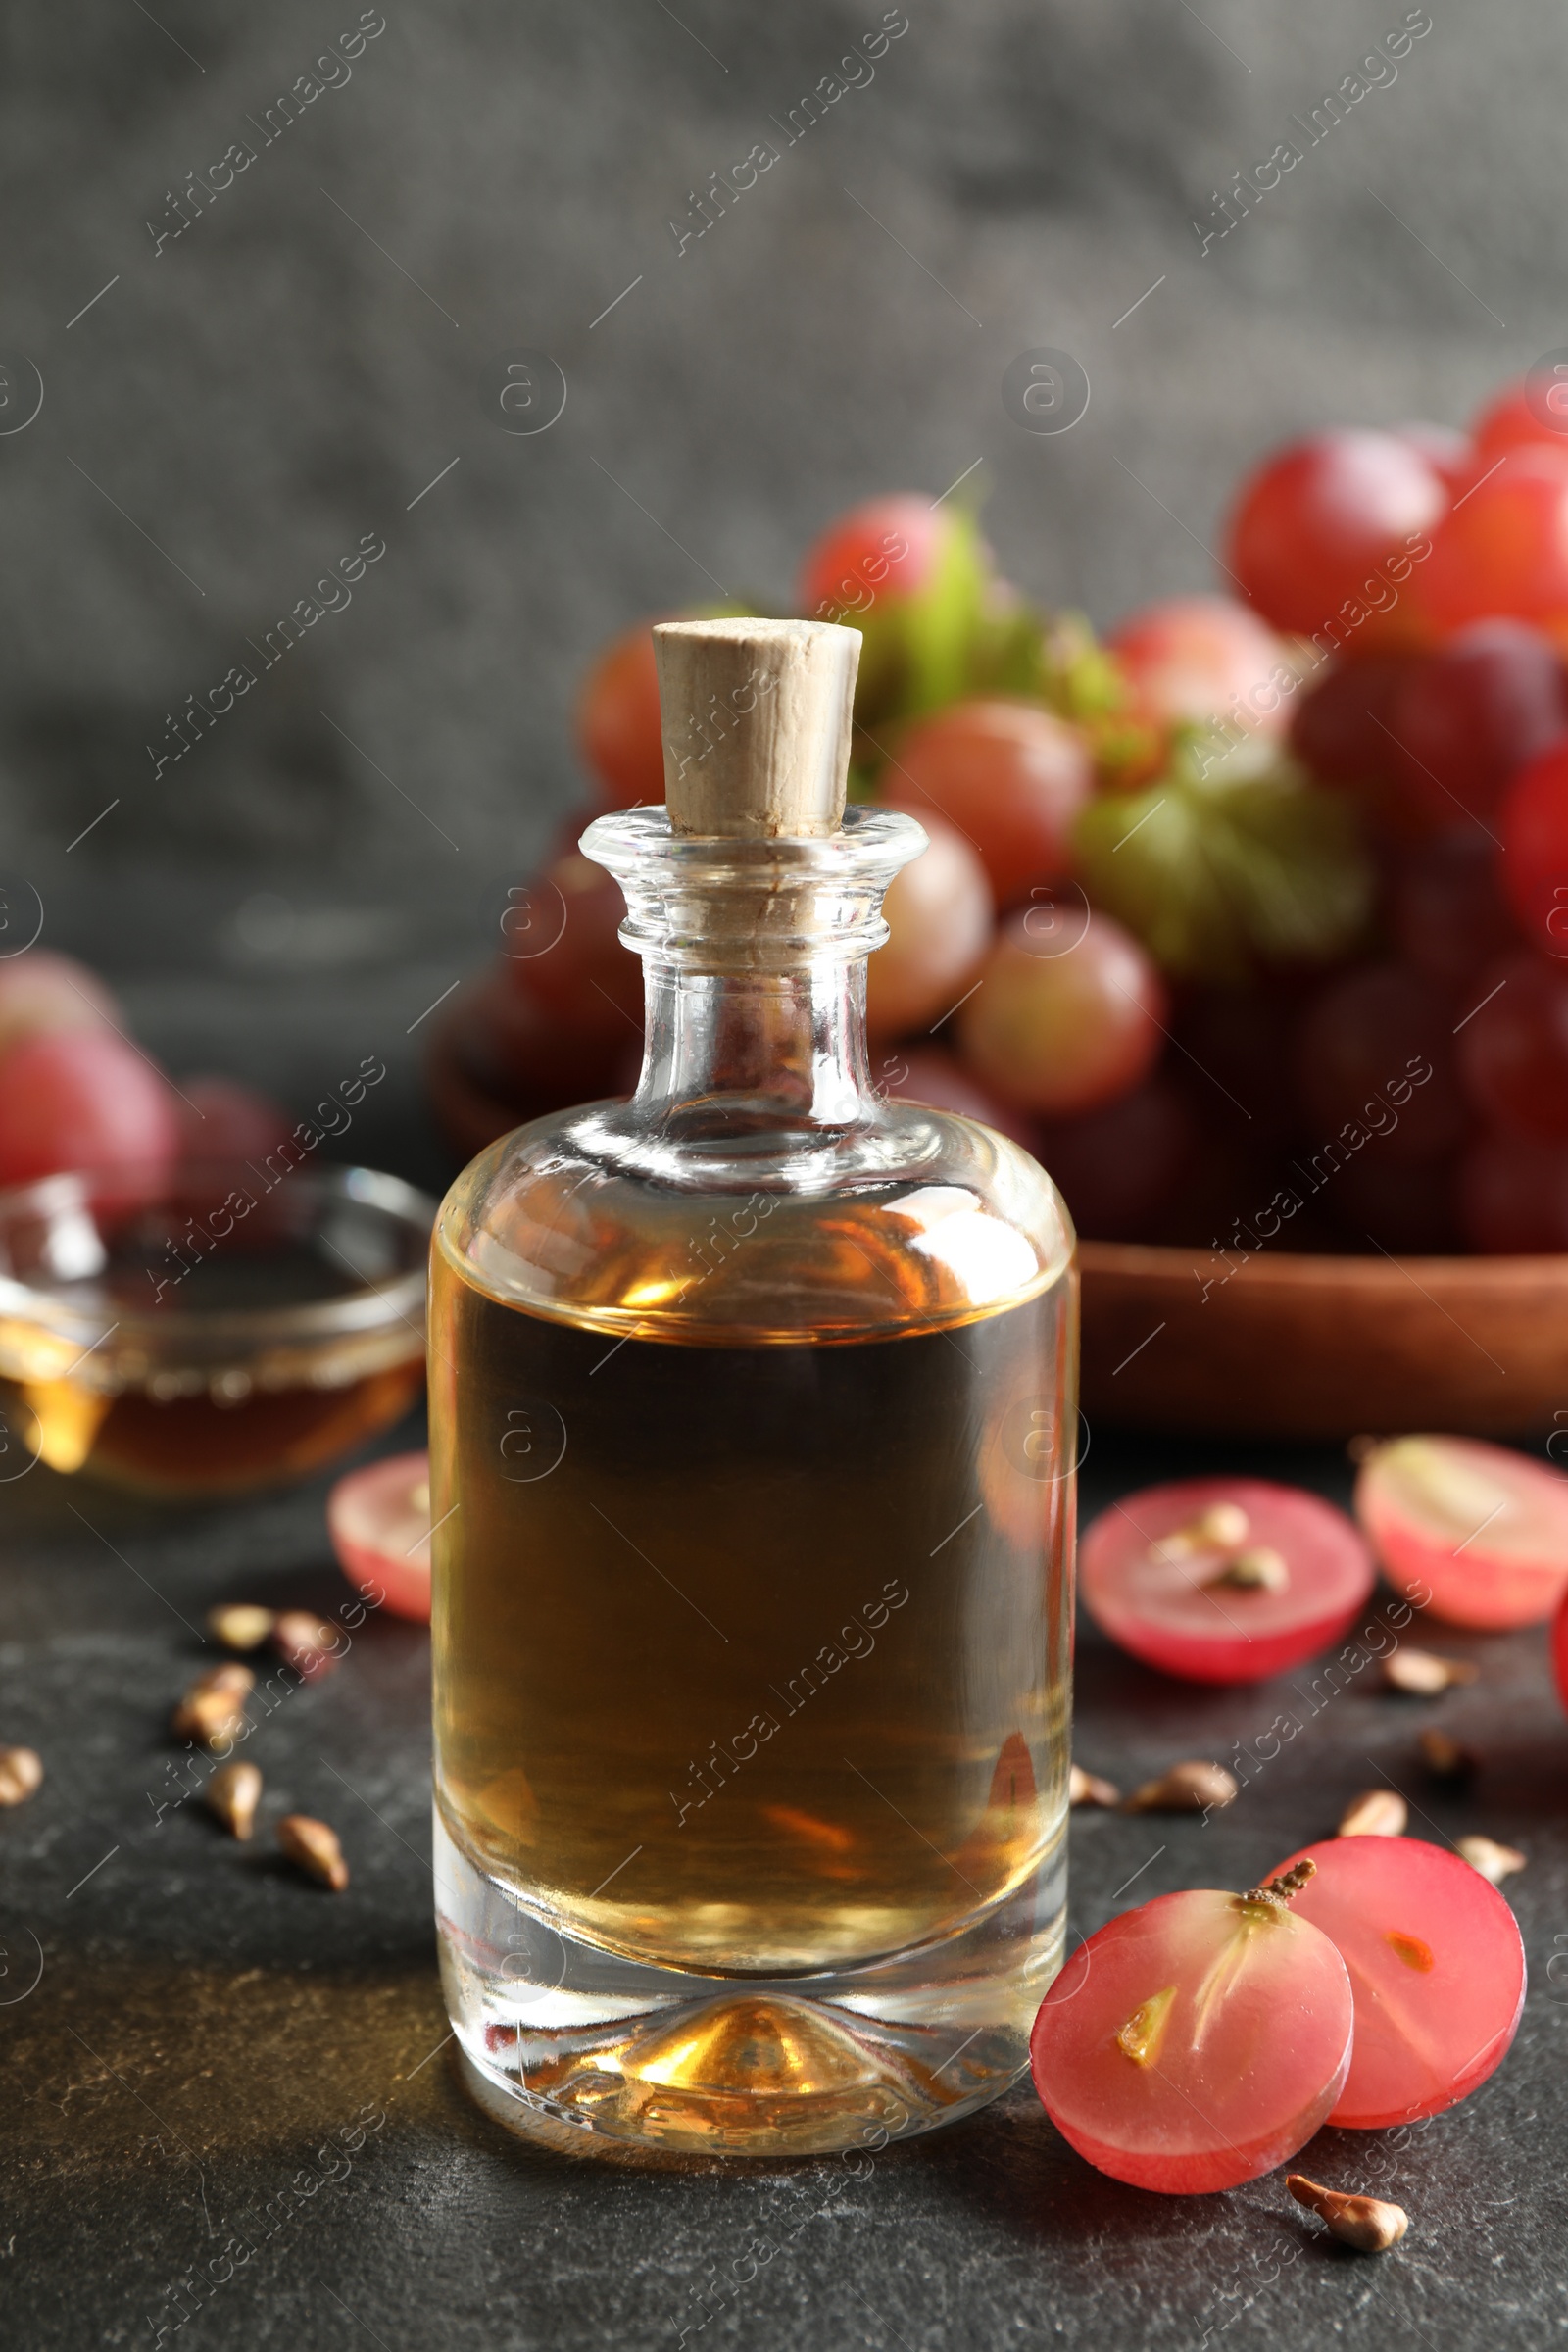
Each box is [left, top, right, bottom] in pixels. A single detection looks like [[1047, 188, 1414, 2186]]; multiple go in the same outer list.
[[435, 1805, 1065, 2158]]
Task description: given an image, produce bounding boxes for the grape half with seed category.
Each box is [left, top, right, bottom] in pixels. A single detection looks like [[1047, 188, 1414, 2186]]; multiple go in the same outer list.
[[1030, 1866, 1353, 2193]]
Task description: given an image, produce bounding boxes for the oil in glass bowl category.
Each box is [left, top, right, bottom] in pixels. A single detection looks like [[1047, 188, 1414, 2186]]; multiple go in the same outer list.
[[0, 1162, 432, 1496]]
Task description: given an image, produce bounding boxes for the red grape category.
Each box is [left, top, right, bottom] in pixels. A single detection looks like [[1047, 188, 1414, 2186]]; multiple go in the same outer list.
[[0, 948, 118, 1058], [1498, 738, 1568, 952], [1265, 1837, 1526, 2128], [1471, 377, 1568, 465], [1029, 1881, 1353, 2192], [1390, 833, 1519, 992], [878, 702, 1093, 906], [1454, 950, 1568, 1138], [1329, 1151, 1462, 1254], [1354, 1433, 1568, 1627], [1223, 431, 1447, 638], [1289, 652, 1419, 792], [1396, 420, 1476, 495], [502, 850, 641, 1046], [1295, 964, 1467, 1164], [1080, 1477, 1374, 1685], [455, 967, 630, 1110], [1387, 620, 1568, 827], [798, 492, 952, 622], [328, 1449, 432, 1623], [1552, 1579, 1568, 1713], [577, 605, 758, 808], [865, 815, 993, 1041], [874, 1046, 1033, 1146], [1105, 597, 1290, 741], [576, 621, 666, 810], [0, 1027, 179, 1190], [1176, 988, 1302, 1144], [175, 1077, 294, 1164], [957, 909, 1165, 1116], [1460, 1128, 1568, 1251], [1032, 1077, 1197, 1243], [1424, 448, 1568, 635], [802, 496, 992, 718], [1147, 1130, 1278, 1251]]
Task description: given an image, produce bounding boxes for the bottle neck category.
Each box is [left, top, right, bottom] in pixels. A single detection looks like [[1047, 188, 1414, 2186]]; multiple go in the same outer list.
[[634, 956, 874, 1138], [577, 804, 928, 1170]]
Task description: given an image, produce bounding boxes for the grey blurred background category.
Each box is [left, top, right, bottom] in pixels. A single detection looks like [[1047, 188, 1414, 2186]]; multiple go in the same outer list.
[[0, 0, 1547, 1175]]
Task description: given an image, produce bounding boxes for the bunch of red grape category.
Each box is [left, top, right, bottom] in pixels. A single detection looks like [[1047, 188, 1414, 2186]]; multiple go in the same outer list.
[[453, 376, 1568, 1258], [0, 950, 292, 1191]]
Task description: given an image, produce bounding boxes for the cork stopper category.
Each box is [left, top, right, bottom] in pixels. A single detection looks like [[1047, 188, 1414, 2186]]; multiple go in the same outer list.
[[654, 617, 861, 838]]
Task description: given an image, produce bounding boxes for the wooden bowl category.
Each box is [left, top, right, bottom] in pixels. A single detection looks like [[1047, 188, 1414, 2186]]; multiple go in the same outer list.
[[1080, 1240, 1568, 1440]]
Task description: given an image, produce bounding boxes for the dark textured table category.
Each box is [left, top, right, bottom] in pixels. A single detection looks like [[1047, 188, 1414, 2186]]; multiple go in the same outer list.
[[6, 1426, 1562, 2351], [2, 1057, 1563, 2349]]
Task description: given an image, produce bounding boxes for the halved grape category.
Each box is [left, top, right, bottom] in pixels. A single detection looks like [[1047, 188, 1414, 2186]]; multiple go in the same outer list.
[[0, 1027, 179, 1190], [1080, 1476, 1375, 1685], [1265, 1836, 1526, 2128], [1029, 1878, 1353, 2192], [327, 1449, 432, 1623], [865, 814, 993, 1040], [1354, 1434, 1568, 1627]]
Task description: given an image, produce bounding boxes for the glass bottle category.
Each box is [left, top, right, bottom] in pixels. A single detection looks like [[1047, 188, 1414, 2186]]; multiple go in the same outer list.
[[429, 618, 1077, 2157]]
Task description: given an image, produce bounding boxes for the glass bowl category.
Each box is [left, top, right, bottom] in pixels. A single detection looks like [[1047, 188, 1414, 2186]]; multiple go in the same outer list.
[[0, 1161, 434, 1497]]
